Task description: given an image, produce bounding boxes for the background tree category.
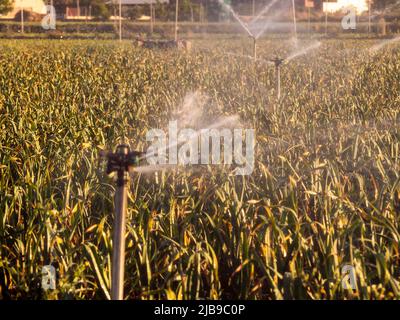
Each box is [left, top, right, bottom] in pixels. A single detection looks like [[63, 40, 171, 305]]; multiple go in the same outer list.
[[90, 0, 110, 20], [372, 0, 396, 10], [0, 0, 12, 15], [51, 0, 75, 16], [126, 5, 145, 20], [51, 0, 110, 19]]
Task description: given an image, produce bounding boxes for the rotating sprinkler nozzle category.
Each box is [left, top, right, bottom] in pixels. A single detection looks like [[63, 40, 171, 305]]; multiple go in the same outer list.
[[103, 144, 144, 300], [105, 144, 143, 176], [270, 57, 285, 67], [270, 57, 285, 100]]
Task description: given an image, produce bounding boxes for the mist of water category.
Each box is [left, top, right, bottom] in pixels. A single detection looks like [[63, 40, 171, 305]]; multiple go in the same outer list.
[[285, 42, 321, 62], [217, 0, 253, 37], [134, 164, 178, 174], [369, 36, 400, 54], [135, 114, 240, 173], [250, 0, 279, 25], [173, 91, 206, 128], [135, 92, 241, 173], [217, 0, 291, 40], [254, 11, 286, 39]]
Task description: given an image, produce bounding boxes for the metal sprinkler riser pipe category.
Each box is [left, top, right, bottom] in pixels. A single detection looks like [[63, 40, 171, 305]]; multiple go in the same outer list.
[[253, 37, 257, 60], [112, 166, 128, 300], [104, 144, 144, 300], [270, 57, 285, 100], [276, 65, 281, 100]]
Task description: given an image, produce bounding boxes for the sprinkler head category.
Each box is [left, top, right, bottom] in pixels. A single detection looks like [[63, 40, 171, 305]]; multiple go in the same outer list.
[[104, 144, 145, 174], [270, 57, 285, 67]]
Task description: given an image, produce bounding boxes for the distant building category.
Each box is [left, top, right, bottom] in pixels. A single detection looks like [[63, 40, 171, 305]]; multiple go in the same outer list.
[[65, 7, 93, 20], [107, 0, 169, 21], [108, 0, 169, 5], [0, 0, 46, 19], [322, 0, 368, 14]]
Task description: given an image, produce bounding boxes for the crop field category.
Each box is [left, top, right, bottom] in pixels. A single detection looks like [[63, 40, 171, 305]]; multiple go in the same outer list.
[[0, 37, 399, 300]]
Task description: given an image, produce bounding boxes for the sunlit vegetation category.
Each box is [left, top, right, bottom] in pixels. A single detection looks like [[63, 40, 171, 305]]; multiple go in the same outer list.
[[0, 38, 399, 299]]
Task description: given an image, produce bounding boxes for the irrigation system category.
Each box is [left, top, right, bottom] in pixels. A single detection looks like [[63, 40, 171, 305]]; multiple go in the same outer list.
[[101, 2, 400, 301], [270, 57, 285, 100], [108, 2, 331, 297], [104, 144, 144, 300], [108, 5, 309, 295], [217, 0, 284, 61]]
